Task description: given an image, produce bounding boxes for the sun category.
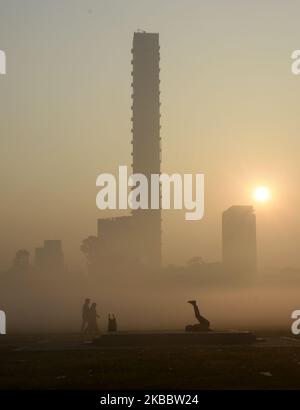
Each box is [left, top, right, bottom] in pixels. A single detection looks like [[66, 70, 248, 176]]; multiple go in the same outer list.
[[253, 186, 271, 202]]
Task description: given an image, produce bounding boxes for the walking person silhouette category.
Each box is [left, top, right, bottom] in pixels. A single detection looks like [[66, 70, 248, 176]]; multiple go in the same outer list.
[[86, 303, 100, 335], [108, 314, 117, 332], [81, 298, 90, 333]]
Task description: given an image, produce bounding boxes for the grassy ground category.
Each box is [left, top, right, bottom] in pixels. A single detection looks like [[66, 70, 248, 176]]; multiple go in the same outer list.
[[1, 334, 300, 389]]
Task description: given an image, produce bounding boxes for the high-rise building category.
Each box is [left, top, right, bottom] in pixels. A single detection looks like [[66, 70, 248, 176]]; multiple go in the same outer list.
[[222, 206, 256, 276], [131, 31, 161, 267], [131, 32, 161, 180], [95, 32, 162, 270]]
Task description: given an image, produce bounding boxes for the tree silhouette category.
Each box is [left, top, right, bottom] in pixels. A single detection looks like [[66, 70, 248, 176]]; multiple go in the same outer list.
[[80, 236, 99, 267]]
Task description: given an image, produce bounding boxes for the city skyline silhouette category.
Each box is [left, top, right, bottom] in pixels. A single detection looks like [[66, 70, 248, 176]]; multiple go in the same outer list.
[[2, 2, 300, 393], [1, 25, 300, 336], [1, 1, 300, 273], [1, 31, 258, 280]]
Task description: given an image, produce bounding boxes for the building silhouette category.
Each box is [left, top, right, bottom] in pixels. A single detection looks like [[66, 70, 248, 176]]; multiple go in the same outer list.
[[93, 32, 162, 271], [13, 249, 30, 271], [222, 206, 257, 277], [130, 31, 161, 267], [35, 240, 64, 272]]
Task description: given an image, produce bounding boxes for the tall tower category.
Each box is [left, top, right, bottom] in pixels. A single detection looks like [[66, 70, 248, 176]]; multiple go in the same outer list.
[[131, 31, 161, 268], [222, 206, 257, 278]]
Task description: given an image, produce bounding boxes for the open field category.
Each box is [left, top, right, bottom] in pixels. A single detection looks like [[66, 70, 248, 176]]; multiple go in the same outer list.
[[1, 332, 300, 389]]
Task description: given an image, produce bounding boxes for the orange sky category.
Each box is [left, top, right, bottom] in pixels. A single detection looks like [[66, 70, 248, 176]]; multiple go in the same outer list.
[[1, 0, 300, 271]]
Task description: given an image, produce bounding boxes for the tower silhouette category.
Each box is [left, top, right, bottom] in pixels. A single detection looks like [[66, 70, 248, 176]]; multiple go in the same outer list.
[[131, 32, 162, 268], [90, 32, 162, 272]]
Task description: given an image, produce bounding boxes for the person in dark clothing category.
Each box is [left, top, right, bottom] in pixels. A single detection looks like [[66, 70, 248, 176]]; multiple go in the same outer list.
[[112, 314, 117, 332], [81, 298, 90, 333], [108, 314, 113, 332], [108, 314, 117, 332], [86, 302, 100, 335], [186, 300, 211, 332]]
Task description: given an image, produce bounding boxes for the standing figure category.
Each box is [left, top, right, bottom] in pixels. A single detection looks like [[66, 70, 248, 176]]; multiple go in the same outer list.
[[107, 314, 113, 332], [108, 314, 117, 332], [112, 314, 117, 332], [86, 302, 100, 335], [81, 298, 90, 333]]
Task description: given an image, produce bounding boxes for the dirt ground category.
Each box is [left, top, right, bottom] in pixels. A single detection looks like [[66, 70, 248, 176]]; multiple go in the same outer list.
[[1, 332, 300, 389]]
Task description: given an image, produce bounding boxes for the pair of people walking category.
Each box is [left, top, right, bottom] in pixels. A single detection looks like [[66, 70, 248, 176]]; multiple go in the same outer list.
[[81, 298, 99, 335]]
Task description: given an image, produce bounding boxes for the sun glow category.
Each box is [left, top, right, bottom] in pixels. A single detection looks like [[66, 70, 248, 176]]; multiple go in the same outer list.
[[253, 186, 271, 202]]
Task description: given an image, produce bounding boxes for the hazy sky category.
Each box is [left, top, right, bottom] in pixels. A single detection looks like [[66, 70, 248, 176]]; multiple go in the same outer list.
[[1, 0, 300, 271]]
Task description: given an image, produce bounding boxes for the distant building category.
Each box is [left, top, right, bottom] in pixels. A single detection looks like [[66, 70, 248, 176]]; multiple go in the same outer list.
[[94, 32, 162, 271], [35, 240, 64, 272], [13, 249, 30, 270], [222, 206, 257, 276], [130, 31, 161, 268]]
